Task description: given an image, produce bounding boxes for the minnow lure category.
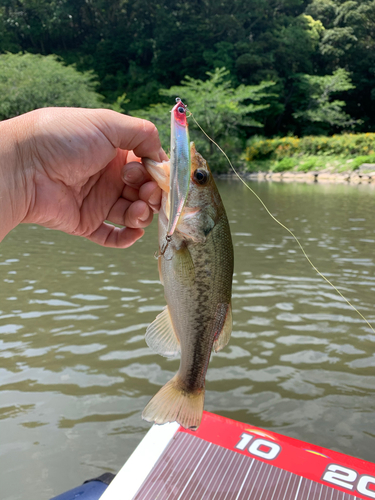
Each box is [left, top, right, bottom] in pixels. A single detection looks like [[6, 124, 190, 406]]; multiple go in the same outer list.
[[166, 97, 190, 238]]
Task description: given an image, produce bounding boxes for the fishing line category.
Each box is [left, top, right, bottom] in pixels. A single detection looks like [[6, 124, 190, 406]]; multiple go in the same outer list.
[[188, 111, 375, 334]]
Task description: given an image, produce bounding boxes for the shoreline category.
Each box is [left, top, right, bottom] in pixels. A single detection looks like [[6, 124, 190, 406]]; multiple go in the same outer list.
[[218, 170, 375, 184]]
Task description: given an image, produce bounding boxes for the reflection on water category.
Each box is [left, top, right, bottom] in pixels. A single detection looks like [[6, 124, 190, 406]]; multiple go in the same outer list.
[[1, 180, 375, 499]]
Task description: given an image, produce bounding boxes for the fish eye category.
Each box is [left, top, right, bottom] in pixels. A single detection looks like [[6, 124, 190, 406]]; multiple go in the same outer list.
[[178, 106, 185, 113], [193, 169, 209, 185]]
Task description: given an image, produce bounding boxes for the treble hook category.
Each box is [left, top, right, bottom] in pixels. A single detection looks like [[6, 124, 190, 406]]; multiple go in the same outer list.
[[154, 235, 173, 260]]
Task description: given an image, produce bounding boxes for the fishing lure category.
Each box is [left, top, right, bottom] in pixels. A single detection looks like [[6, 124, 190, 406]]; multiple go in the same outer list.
[[167, 97, 190, 238]]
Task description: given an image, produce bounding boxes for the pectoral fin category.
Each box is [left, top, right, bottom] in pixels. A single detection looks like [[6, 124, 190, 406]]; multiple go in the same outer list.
[[172, 245, 195, 286], [212, 303, 232, 353], [145, 306, 180, 358]]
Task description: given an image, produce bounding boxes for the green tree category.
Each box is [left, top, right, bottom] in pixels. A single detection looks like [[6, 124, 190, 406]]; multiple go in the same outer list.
[[134, 67, 275, 170], [293, 68, 358, 132], [5, 0, 375, 134], [306, 0, 375, 130], [0, 0, 321, 132], [0, 52, 104, 120]]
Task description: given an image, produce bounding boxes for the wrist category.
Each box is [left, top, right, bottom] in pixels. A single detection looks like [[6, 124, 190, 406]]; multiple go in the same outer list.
[[0, 115, 33, 241]]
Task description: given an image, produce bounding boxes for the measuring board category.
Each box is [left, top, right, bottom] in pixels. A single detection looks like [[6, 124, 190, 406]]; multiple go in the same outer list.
[[100, 411, 375, 500]]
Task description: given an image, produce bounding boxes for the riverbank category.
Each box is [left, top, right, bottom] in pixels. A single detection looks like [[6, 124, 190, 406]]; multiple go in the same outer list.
[[241, 134, 375, 183], [219, 166, 375, 184]]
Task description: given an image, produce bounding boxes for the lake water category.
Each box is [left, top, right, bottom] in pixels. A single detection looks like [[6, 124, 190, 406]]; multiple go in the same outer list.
[[1, 180, 375, 499]]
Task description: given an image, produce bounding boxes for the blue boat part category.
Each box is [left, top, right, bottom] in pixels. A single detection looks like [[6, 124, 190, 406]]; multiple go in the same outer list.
[[50, 472, 115, 500]]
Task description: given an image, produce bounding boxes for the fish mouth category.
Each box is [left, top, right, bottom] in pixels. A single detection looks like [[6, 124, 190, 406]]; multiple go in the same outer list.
[[143, 158, 170, 193]]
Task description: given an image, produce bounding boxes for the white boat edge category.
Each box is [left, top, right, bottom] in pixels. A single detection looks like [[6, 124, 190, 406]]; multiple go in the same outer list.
[[99, 421, 180, 500]]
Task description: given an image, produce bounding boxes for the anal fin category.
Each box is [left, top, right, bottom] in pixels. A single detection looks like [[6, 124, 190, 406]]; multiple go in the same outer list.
[[145, 306, 180, 358]]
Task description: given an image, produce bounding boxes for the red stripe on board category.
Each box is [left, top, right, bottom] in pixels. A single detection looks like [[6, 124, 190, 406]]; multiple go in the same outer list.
[[179, 412, 374, 499]]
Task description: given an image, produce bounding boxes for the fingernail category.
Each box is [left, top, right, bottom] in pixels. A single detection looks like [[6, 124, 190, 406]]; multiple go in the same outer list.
[[124, 167, 144, 184], [139, 207, 150, 222], [159, 147, 169, 161], [148, 190, 160, 206]]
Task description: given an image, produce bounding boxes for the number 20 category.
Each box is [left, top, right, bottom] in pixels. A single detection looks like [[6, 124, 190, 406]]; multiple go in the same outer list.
[[322, 464, 375, 499]]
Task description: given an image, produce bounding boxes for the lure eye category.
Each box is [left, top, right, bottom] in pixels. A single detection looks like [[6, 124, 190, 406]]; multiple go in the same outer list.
[[193, 169, 209, 185], [178, 106, 185, 114]]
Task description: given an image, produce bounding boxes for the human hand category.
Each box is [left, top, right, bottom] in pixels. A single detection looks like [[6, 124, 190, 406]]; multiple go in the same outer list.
[[0, 107, 167, 247]]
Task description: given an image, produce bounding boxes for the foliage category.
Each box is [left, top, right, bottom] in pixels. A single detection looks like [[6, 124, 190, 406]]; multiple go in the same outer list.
[[306, 0, 375, 130], [2, 0, 375, 136], [246, 152, 375, 173], [0, 53, 104, 120], [111, 93, 130, 113], [162, 68, 274, 143], [133, 68, 275, 170], [296, 157, 319, 171], [293, 69, 358, 130], [271, 157, 299, 172], [349, 154, 375, 169], [0, 0, 320, 132], [246, 133, 375, 162]]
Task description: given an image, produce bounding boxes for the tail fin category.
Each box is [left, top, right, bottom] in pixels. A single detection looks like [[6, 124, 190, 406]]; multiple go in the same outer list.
[[142, 374, 205, 430]]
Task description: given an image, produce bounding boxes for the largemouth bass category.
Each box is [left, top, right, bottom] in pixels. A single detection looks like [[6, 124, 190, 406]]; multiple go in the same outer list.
[[143, 142, 234, 430]]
